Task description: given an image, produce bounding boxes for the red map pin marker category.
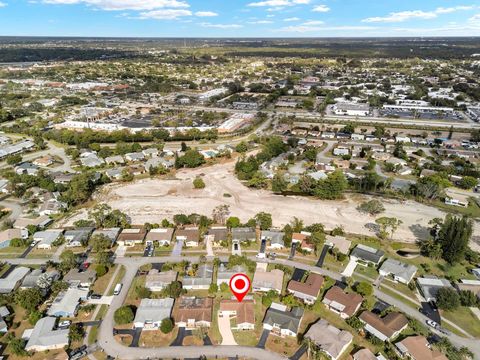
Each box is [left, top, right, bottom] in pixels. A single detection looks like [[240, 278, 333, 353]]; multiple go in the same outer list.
[[229, 273, 251, 302]]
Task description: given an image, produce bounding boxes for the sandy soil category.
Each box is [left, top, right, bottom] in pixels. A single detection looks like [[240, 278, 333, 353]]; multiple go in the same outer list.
[[66, 160, 480, 249]]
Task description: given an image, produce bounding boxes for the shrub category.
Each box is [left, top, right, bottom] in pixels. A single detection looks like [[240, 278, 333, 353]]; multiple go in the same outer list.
[[95, 264, 108, 277], [193, 177, 206, 189], [160, 318, 174, 334], [114, 305, 135, 325]]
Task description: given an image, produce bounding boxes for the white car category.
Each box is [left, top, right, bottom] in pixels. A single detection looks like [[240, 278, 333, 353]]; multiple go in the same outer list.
[[58, 320, 71, 329], [426, 320, 439, 329]]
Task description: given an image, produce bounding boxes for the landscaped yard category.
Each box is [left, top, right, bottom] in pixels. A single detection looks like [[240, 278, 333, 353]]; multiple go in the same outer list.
[[138, 328, 178, 347], [92, 264, 118, 294], [108, 265, 126, 295]]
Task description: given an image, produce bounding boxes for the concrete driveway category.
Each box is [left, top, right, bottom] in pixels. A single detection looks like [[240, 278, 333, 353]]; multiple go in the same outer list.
[[171, 239, 184, 256], [218, 314, 237, 345], [86, 296, 114, 305], [341, 258, 358, 277]]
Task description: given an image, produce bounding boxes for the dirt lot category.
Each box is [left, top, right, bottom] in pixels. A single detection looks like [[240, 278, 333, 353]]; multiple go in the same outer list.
[[70, 160, 480, 249]]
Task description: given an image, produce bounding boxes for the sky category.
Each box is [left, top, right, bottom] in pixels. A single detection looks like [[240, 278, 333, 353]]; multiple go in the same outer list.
[[1, 0, 480, 37]]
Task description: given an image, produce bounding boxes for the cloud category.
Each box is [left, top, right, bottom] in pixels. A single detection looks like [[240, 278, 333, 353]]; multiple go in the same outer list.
[[0, 2, 6, 7], [284, 17, 300, 21], [138, 8, 191, 18], [42, 0, 189, 11], [302, 20, 324, 25], [199, 22, 243, 28], [248, 0, 309, 7], [195, 11, 217, 17], [312, 4, 329, 12], [247, 19, 273, 24], [362, 5, 475, 23], [470, 13, 480, 22], [280, 23, 376, 33]]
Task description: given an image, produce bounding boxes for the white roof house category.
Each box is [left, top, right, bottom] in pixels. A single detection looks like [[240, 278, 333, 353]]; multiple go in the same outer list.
[[379, 259, 417, 284], [47, 288, 89, 317], [133, 298, 174, 329], [34, 230, 63, 249], [416, 277, 453, 302], [0, 266, 30, 293], [25, 317, 69, 352]]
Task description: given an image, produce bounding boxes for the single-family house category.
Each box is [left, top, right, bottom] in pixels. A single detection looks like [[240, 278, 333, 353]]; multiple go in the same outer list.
[[325, 235, 352, 255], [25, 317, 69, 352], [287, 273, 324, 305], [133, 298, 174, 330], [219, 299, 255, 330], [263, 303, 303, 337], [145, 228, 174, 246], [359, 311, 408, 341], [379, 259, 417, 284], [206, 226, 228, 246], [34, 229, 64, 250], [416, 277, 453, 302], [176, 227, 200, 247], [232, 227, 256, 242], [262, 230, 285, 249], [216, 264, 246, 286], [64, 227, 94, 247], [63, 268, 97, 289], [47, 288, 89, 317], [396, 336, 448, 360], [252, 263, 284, 293], [350, 244, 385, 265], [175, 296, 213, 329], [0, 267, 30, 293], [182, 264, 213, 290], [0, 228, 28, 248], [125, 152, 145, 162], [91, 228, 121, 247], [322, 286, 363, 319], [145, 269, 177, 292], [117, 228, 147, 247], [305, 319, 353, 360]]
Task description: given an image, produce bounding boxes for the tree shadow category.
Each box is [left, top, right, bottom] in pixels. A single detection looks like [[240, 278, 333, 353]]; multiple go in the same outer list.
[[409, 224, 430, 240]]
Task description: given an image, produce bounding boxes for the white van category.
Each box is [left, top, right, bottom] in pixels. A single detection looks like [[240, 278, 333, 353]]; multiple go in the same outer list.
[[113, 283, 123, 295]]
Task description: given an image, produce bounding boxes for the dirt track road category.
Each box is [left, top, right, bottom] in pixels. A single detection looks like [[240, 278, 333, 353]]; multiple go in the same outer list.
[[84, 160, 480, 249]]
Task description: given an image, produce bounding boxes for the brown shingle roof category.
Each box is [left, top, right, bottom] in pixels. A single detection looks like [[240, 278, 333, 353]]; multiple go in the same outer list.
[[359, 311, 408, 339], [175, 297, 213, 323], [219, 299, 255, 325], [287, 273, 324, 297], [323, 286, 363, 317], [397, 336, 448, 360], [117, 227, 146, 241]]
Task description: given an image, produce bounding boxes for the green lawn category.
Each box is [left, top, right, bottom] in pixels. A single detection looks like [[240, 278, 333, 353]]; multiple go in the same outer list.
[[108, 265, 126, 295], [442, 307, 480, 338]]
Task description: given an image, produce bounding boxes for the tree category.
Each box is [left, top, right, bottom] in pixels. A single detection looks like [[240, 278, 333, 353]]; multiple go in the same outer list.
[[271, 172, 288, 193], [357, 200, 385, 216], [254, 212, 272, 230], [235, 141, 248, 153], [193, 177, 206, 189], [212, 205, 230, 225], [59, 250, 77, 271], [375, 217, 402, 240], [162, 281, 184, 298], [95, 264, 108, 277], [7, 336, 28, 356], [459, 176, 478, 190], [69, 323, 85, 342], [176, 149, 205, 168], [459, 290, 479, 307], [160, 318, 174, 334], [437, 215, 473, 264], [346, 316, 363, 330], [89, 234, 111, 252], [314, 170, 348, 200], [15, 288, 44, 312], [96, 250, 113, 266], [208, 283, 218, 294], [226, 216, 240, 229], [28, 310, 42, 325], [114, 305, 135, 325], [6, 154, 22, 166], [354, 282, 373, 297], [436, 287, 460, 311]]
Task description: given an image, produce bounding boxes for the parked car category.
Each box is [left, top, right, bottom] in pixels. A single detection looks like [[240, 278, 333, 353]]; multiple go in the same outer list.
[[58, 320, 71, 329], [90, 293, 102, 300], [426, 320, 439, 329]]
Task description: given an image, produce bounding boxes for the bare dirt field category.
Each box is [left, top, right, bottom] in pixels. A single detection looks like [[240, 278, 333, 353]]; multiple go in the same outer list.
[[73, 160, 480, 248]]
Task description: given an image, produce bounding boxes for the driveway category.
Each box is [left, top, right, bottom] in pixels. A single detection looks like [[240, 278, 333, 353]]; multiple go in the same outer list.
[[315, 244, 329, 267], [421, 302, 441, 324], [86, 296, 114, 305], [170, 327, 191, 346], [341, 258, 358, 277], [289, 345, 307, 360], [19, 245, 34, 259], [205, 235, 214, 257], [218, 314, 237, 345], [171, 239, 183, 256], [256, 329, 270, 349], [130, 327, 142, 348]]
